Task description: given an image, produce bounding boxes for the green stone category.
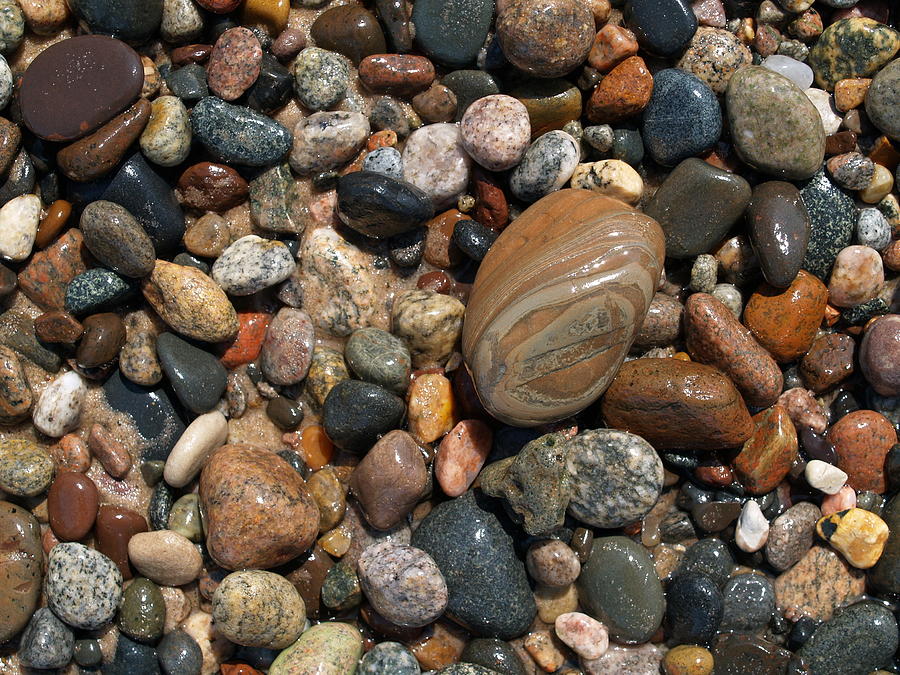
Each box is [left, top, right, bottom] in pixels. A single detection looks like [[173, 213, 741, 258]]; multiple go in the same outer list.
[[508, 79, 583, 139], [168, 494, 204, 542], [866, 58, 900, 142], [270, 622, 362, 675], [249, 163, 307, 234], [809, 18, 900, 91], [140, 460, 165, 487], [321, 561, 361, 612], [344, 327, 411, 394], [0, 440, 53, 497], [118, 578, 165, 644]]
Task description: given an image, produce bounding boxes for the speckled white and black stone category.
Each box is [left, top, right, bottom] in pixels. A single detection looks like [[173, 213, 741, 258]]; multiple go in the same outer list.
[[45, 542, 123, 630]]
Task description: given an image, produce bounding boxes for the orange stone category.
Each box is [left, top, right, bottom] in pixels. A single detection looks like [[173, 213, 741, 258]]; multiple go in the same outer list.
[[219, 312, 271, 369], [435, 419, 493, 497], [17, 228, 89, 310], [586, 55, 653, 124], [834, 77, 871, 112], [299, 425, 334, 470], [407, 373, 457, 444], [366, 129, 398, 151], [868, 135, 900, 172], [732, 404, 798, 495], [828, 410, 896, 494], [407, 620, 469, 671], [424, 209, 466, 269], [34, 200, 72, 249], [587, 23, 638, 72], [742, 270, 828, 363]]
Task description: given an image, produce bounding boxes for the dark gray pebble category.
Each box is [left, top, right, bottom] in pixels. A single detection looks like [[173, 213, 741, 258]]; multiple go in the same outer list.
[[452, 219, 497, 261], [666, 572, 723, 645], [64, 268, 135, 316], [157, 629, 203, 675], [18, 607, 74, 670], [156, 332, 227, 414], [191, 96, 292, 167], [322, 379, 405, 452], [337, 171, 434, 238]]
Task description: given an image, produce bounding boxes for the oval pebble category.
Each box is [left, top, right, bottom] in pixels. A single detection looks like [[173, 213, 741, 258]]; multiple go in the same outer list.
[[33, 370, 86, 438], [139, 96, 192, 168], [289, 110, 369, 175], [292, 47, 350, 111], [45, 542, 123, 630], [211, 234, 296, 296], [509, 130, 579, 202], [212, 570, 306, 649], [460, 94, 530, 171]]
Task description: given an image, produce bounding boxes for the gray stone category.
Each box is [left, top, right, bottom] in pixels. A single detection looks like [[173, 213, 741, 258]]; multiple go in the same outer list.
[[866, 58, 900, 141], [721, 573, 775, 632], [191, 96, 292, 167], [45, 542, 123, 630], [211, 234, 296, 296], [359, 641, 420, 675], [345, 327, 411, 394], [18, 607, 74, 669], [509, 130, 579, 202], [292, 47, 350, 111]]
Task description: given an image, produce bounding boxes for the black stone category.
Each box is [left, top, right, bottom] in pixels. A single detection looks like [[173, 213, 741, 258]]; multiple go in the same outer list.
[[747, 181, 810, 289], [102, 153, 186, 255], [322, 379, 406, 452], [460, 639, 527, 675], [157, 629, 203, 675], [388, 228, 426, 267], [666, 572, 723, 645], [452, 219, 497, 261], [869, 492, 900, 593], [412, 0, 494, 68], [798, 426, 837, 464], [68, 0, 163, 43], [611, 127, 644, 166], [842, 298, 888, 325], [675, 537, 734, 588], [625, 0, 697, 57], [799, 170, 855, 280], [148, 480, 174, 531], [712, 633, 791, 675], [191, 97, 293, 167], [103, 368, 186, 461], [267, 396, 304, 430], [165, 64, 209, 102], [337, 171, 434, 238], [788, 616, 821, 651], [411, 490, 537, 639], [106, 635, 161, 675], [246, 54, 293, 114], [172, 252, 210, 274], [442, 70, 501, 121], [0, 149, 35, 207], [831, 390, 860, 423], [156, 333, 227, 415], [720, 573, 775, 632]]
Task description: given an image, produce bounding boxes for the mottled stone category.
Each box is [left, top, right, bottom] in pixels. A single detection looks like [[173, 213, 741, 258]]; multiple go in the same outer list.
[[119, 577, 165, 644], [207, 27, 262, 101], [586, 56, 653, 124], [866, 58, 900, 140], [18, 607, 74, 669], [269, 622, 363, 675], [289, 111, 369, 175], [345, 327, 411, 394], [460, 95, 530, 171], [45, 542, 122, 630], [799, 170, 856, 279], [0, 501, 41, 643], [392, 289, 465, 368], [191, 96, 292, 167], [677, 27, 752, 94], [828, 409, 895, 493], [733, 405, 798, 494], [809, 18, 900, 91], [213, 570, 305, 649], [212, 235, 295, 296], [766, 501, 821, 571], [0, 345, 31, 424], [291, 47, 350, 111], [403, 123, 472, 209], [509, 130, 579, 202], [33, 370, 86, 438], [80, 200, 155, 278]]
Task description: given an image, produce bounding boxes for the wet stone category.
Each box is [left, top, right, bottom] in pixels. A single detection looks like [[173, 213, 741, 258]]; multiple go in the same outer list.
[[65, 268, 134, 316], [509, 130, 579, 203], [18, 607, 74, 670], [80, 200, 155, 278], [291, 47, 350, 111], [207, 27, 262, 102], [721, 573, 775, 632], [345, 327, 411, 394], [45, 542, 123, 630], [412, 0, 493, 68], [337, 171, 434, 239], [290, 111, 369, 176], [246, 53, 293, 114], [799, 170, 856, 279], [191, 96, 292, 167], [625, 0, 697, 57], [165, 63, 208, 101], [157, 332, 227, 414], [157, 630, 203, 675], [310, 4, 385, 65], [0, 501, 41, 643]]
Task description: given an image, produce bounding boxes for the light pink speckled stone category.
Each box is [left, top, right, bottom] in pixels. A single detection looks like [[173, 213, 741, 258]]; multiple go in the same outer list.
[[827, 245, 884, 308], [555, 612, 609, 660], [402, 123, 472, 209], [460, 94, 531, 171], [821, 485, 857, 516], [434, 419, 493, 497], [777, 387, 828, 433]]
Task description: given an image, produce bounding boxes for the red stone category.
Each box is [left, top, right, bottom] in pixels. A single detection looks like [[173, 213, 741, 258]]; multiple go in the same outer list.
[[34, 311, 83, 344], [47, 472, 99, 542], [473, 170, 509, 230], [358, 54, 435, 97], [219, 312, 271, 369], [207, 27, 263, 101], [176, 161, 249, 212], [828, 410, 896, 494], [18, 229, 90, 310], [94, 505, 148, 580]]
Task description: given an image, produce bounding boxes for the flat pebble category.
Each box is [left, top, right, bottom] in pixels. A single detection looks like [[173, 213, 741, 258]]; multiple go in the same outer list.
[[127, 530, 203, 585], [212, 235, 295, 296], [721, 573, 775, 632], [828, 245, 884, 307], [191, 96, 292, 167], [269, 622, 362, 675], [157, 629, 203, 675], [80, 200, 155, 278]]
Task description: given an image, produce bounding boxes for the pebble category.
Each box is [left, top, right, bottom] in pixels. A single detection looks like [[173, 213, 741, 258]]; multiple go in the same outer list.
[[857, 208, 891, 250], [746, 181, 811, 288], [211, 235, 295, 296], [165, 63, 208, 101], [337, 171, 433, 238], [676, 27, 752, 95], [392, 289, 465, 368], [160, 0, 203, 42], [48, 471, 98, 541], [359, 54, 434, 97], [45, 542, 122, 630], [106, 634, 160, 675], [157, 332, 227, 413], [212, 570, 305, 649], [200, 444, 319, 569], [0, 440, 51, 501], [663, 645, 714, 675], [310, 4, 385, 64], [119, 329, 163, 386], [762, 54, 815, 90], [257, 307, 313, 386], [866, 57, 900, 141], [127, 530, 202, 586], [570, 159, 644, 205], [411, 0, 493, 68], [359, 641, 421, 675], [625, 0, 697, 56], [645, 158, 751, 259], [246, 53, 293, 114], [809, 18, 900, 90], [721, 573, 775, 632], [80, 200, 156, 278], [177, 161, 249, 212], [345, 327, 411, 394], [0, 501, 41, 643], [32, 370, 86, 438], [157, 630, 203, 675], [289, 110, 369, 175], [291, 47, 350, 111], [191, 96, 291, 167], [817, 507, 889, 568], [736, 499, 770, 553], [860, 314, 900, 396], [412, 83, 458, 123], [641, 68, 721, 167], [0, 194, 40, 262], [460, 639, 526, 675], [828, 245, 884, 307], [0, 345, 32, 424], [362, 146, 403, 179], [726, 65, 826, 180], [358, 541, 448, 627], [0, 311, 62, 372], [94, 505, 147, 580], [65, 268, 134, 317], [766, 501, 821, 571], [827, 151, 874, 190], [829, 410, 895, 494], [403, 123, 472, 209], [269, 622, 362, 675], [18, 607, 74, 669], [460, 95, 530, 171], [168, 493, 203, 541], [666, 572, 723, 645], [142, 259, 239, 342], [509, 130, 580, 202], [800, 169, 856, 279], [805, 88, 843, 136], [349, 429, 426, 528], [207, 27, 262, 101], [554, 612, 608, 660], [733, 405, 798, 494], [412, 491, 536, 639], [119, 577, 165, 643], [800, 332, 855, 392]]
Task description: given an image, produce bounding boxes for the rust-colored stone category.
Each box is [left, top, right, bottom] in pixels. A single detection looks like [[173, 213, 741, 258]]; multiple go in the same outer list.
[[358, 54, 435, 96], [176, 162, 249, 212], [732, 404, 798, 495], [828, 410, 896, 494], [18, 228, 90, 310], [586, 56, 653, 123]]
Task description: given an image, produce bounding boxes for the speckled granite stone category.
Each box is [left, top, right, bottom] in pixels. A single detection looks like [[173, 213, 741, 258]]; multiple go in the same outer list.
[[45, 542, 123, 630]]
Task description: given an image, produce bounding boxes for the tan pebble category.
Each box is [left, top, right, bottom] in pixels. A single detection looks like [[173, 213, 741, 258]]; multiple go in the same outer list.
[[87, 424, 133, 479], [834, 77, 871, 112], [827, 245, 884, 308], [128, 530, 203, 586], [49, 433, 91, 473], [554, 611, 609, 660], [524, 630, 566, 672], [663, 644, 714, 675], [860, 163, 894, 204], [570, 159, 643, 204], [164, 410, 228, 488], [160, 586, 191, 632], [816, 507, 889, 569], [535, 583, 578, 623], [18, 0, 69, 35], [180, 610, 235, 675], [407, 373, 457, 444]]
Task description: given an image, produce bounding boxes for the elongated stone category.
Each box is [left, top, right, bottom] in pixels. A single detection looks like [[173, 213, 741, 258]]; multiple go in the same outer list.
[[462, 189, 664, 426]]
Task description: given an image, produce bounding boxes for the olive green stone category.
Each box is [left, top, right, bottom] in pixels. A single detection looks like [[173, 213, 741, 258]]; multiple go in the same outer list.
[[321, 561, 361, 612], [140, 460, 165, 486], [576, 536, 665, 644], [249, 163, 307, 234], [809, 18, 900, 91], [345, 327, 411, 394], [118, 578, 165, 644], [0, 439, 53, 497], [509, 79, 583, 139], [461, 638, 527, 675], [270, 622, 363, 675], [726, 66, 825, 181], [168, 493, 204, 543], [869, 492, 900, 594]]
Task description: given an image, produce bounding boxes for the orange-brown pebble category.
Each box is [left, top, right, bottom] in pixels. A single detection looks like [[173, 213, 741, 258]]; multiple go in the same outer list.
[[732, 405, 798, 495], [299, 425, 334, 470], [358, 54, 436, 97], [524, 630, 566, 672], [87, 423, 133, 479], [686, 293, 783, 407], [663, 644, 714, 675], [221, 665, 264, 675], [183, 213, 231, 258], [47, 471, 98, 541], [35, 199, 72, 249], [742, 270, 828, 363], [587, 23, 639, 72], [883, 239, 900, 271], [49, 433, 91, 473], [435, 419, 493, 497], [366, 129, 398, 151], [834, 77, 871, 112], [424, 209, 466, 268], [407, 620, 469, 671], [219, 312, 270, 370], [828, 410, 896, 493], [868, 135, 900, 171], [407, 373, 457, 444], [586, 56, 653, 123]]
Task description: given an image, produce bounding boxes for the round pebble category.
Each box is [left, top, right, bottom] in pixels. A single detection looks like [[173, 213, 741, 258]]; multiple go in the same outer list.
[[212, 570, 306, 649], [45, 543, 123, 630]]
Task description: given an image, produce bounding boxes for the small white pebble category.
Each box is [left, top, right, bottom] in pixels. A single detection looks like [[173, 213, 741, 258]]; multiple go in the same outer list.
[[804, 88, 842, 135], [32, 371, 87, 438], [805, 459, 848, 495], [0, 194, 41, 262], [554, 612, 609, 661], [735, 499, 769, 553], [761, 55, 813, 90]]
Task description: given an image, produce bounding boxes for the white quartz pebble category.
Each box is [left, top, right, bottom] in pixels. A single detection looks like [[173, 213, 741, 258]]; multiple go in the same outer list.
[[403, 123, 472, 209], [0, 194, 41, 262], [555, 612, 609, 661], [761, 55, 813, 90], [735, 499, 769, 553], [805, 459, 849, 495], [164, 410, 229, 488], [33, 371, 86, 438], [804, 88, 842, 135]]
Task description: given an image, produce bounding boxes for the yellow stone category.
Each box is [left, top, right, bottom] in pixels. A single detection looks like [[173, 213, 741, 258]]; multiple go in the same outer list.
[[535, 583, 578, 623], [317, 524, 351, 558], [816, 507, 889, 569], [524, 631, 566, 672], [879, 193, 900, 230], [860, 163, 895, 204], [407, 373, 457, 444], [663, 644, 714, 675], [241, 0, 289, 33], [570, 159, 644, 205], [834, 77, 871, 112]]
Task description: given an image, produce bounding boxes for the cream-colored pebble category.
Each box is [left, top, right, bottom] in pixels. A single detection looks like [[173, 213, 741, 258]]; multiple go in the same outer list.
[[128, 530, 203, 586], [860, 163, 894, 204], [570, 160, 643, 205], [0, 194, 41, 262], [164, 410, 228, 488]]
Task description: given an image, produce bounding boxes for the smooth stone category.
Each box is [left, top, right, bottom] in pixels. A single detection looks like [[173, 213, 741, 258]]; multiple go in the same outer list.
[[45, 542, 122, 630], [829, 409, 894, 494], [207, 27, 261, 101], [363, 146, 403, 179], [509, 79, 582, 139], [200, 444, 319, 570], [345, 327, 411, 394], [391, 289, 465, 368], [774, 544, 866, 621], [857, 208, 891, 250], [0, 310, 62, 372], [80, 200, 155, 278], [766, 501, 821, 571], [666, 572, 723, 645], [127, 529, 200, 585], [799, 169, 856, 279], [712, 634, 791, 675], [103, 369, 185, 462], [359, 54, 435, 97], [19, 35, 143, 141], [564, 428, 663, 529], [157, 332, 227, 414], [0, 501, 41, 643], [746, 181, 810, 287], [269, 623, 362, 675], [0, 345, 31, 424], [106, 635, 160, 675], [32, 370, 86, 438], [73, 638, 103, 668], [412, 0, 494, 68], [792, 602, 898, 674], [191, 96, 292, 167], [337, 171, 434, 238], [600, 357, 754, 450], [732, 405, 798, 494], [176, 161, 248, 212], [0, 0, 22, 54], [64, 268, 134, 316], [677, 537, 733, 589], [721, 573, 775, 632], [762, 54, 815, 89], [461, 639, 526, 675], [452, 219, 497, 262], [249, 163, 305, 234], [402, 123, 472, 208], [101, 152, 186, 255], [165, 63, 208, 101], [247, 53, 293, 114], [441, 69, 500, 122], [735, 499, 770, 553], [509, 130, 579, 202], [291, 47, 350, 111], [211, 235, 295, 296], [460, 95, 530, 171], [828, 244, 884, 308], [411, 491, 536, 639], [866, 58, 900, 140], [157, 630, 203, 675], [727, 66, 825, 180], [48, 471, 98, 541], [809, 18, 900, 90], [289, 110, 369, 176], [462, 189, 664, 426], [323, 379, 405, 452], [119, 329, 163, 386], [625, 0, 697, 56], [644, 157, 750, 258], [860, 315, 900, 396], [310, 5, 385, 65], [160, 0, 203, 42], [94, 505, 147, 580], [641, 68, 721, 167], [0, 193, 40, 262], [213, 570, 306, 649], [168, 493, 203, 541], [577, 536, 664, 644], [119, 577, 165, 643], [68, 0, 162, 41], [359, 641, 421, 675], [19, 607, 73, 669]]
